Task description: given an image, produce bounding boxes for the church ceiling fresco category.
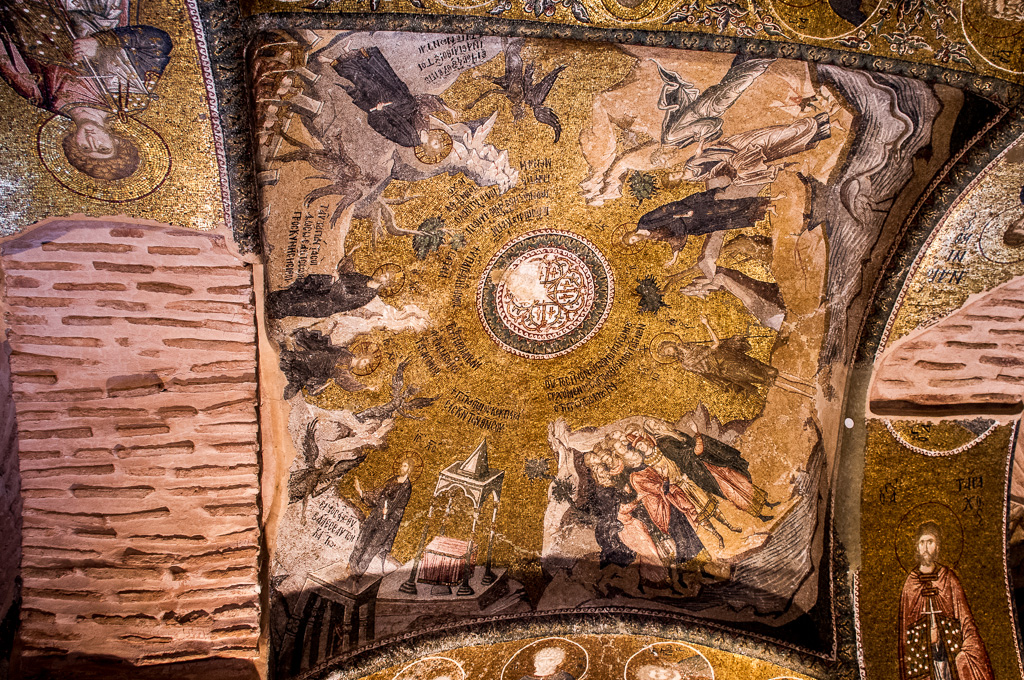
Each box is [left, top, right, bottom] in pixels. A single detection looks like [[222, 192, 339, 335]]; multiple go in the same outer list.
[[247, 25, 1021, 680], [0, 0, 1024, 676]]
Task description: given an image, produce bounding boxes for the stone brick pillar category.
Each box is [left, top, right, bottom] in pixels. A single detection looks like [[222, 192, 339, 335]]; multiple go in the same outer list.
[[0, 220, 262, 675]]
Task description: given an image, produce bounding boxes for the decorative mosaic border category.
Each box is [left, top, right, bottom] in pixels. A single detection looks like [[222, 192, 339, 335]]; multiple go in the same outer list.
[[190, 0, 263, 254], [183, 0, 235, 235], [1003, 420, 1024, 680], [883, 419, 999, 457], [245, 13, 1023, 106]]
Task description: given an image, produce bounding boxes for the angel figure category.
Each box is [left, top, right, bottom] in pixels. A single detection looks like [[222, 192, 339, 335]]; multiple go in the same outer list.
[[354, 359, 437, 423], [266, 247, 381, 320], [656, 57, 774, 149], [466, 37, 567, 142], [580, 54, 774, 205], [288, 419, 366, 522], [278, 328, 369, 400]]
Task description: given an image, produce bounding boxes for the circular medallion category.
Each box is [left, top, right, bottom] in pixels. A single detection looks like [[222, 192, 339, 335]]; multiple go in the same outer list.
[[477, 230, 614, 359], [37, 114, 171, 202], [600, 0, 665, 21]]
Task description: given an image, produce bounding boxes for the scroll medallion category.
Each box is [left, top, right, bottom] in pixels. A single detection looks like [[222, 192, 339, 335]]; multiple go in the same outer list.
[[477, 230, 614, 359]]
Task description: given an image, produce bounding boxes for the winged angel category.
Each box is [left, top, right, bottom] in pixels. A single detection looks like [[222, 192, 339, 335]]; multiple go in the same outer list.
[[465, 38, 567, 142], [252, 34, 519, 242], [288, 419, 365, 522], [581, 55, 773, 205]]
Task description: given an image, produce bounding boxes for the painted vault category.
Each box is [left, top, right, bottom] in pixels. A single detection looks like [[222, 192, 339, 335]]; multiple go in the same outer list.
[[0, 0, 1021, 678]]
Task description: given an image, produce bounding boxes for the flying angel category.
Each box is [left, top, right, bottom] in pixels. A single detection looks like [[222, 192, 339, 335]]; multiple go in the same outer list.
[[466, 37, 567, 142], [656, 56, 775, 149], [354, 359, 437, 423], [288, 420, 367, 522]]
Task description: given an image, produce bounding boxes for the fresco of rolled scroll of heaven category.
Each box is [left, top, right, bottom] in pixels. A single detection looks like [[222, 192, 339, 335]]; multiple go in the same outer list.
[[244, 26, 1015, 679]]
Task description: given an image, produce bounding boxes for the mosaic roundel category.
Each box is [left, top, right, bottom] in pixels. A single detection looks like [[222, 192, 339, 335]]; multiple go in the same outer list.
[[477, 229, 614, 359]]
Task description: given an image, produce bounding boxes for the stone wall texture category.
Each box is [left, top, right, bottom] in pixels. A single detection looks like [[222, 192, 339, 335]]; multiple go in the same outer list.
[[870, 274, 1024, 416], [0, 220, 261, 669]]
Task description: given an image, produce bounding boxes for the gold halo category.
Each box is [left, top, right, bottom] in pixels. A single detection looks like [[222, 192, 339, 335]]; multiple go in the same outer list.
[[348, 339, 382, 376], [624, 642, 714, 680], [894, 501, 964, 573], [414, 130, 453, 165], [392, 451, 424, 482], [977, 211, 1024, 265], [37, 114, 171, 202], [373, 263, 406, 298], [650, 331, 683, 364], [611, 222, 645, 253], [600, 0, 664, 20], [393, 656, 464, 680], [500, 637, 589, 680]]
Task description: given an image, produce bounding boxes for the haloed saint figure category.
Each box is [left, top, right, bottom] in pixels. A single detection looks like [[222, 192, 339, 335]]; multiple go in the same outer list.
[[0, 0, 171, 181], [898, 522, 994, 680], [518, 647, 575, 680]]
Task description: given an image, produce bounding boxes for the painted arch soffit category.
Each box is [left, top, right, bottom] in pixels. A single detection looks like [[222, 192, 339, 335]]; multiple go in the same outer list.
[[247, 26, 1020, 680], [238, 0, 1024, 86]]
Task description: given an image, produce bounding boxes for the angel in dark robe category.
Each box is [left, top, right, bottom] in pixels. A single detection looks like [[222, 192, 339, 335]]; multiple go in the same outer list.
[[279, 328, 367, 400], [651, 430, 780, 522], [654, 316, 778, 401], [629, 187, 787, 333], [266, 249, 381, 320], [332, 46, 446, 148], [348, 458, 414, 576], [288, 419, 366, 522], [354, 359, 437, 423], [656, 56, 774, 149], [628, 112, 831, 267], [630, 188, 771, 267], [466, 37, 566, 142]]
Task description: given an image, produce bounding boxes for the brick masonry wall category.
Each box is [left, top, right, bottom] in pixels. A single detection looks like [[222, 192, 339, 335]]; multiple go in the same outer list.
[[870, 275, 1024, 416], [0, 220, 261, 667]]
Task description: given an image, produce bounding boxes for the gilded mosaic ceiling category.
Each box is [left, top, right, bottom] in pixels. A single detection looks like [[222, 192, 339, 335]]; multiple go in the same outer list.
[[0, 0, 1022, 678]]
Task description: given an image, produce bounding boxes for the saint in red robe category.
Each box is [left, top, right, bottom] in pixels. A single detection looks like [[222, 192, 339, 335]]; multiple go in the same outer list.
[[898, 566, 994, 680]]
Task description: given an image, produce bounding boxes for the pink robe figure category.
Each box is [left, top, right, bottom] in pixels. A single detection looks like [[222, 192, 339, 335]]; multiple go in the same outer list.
[[898, 566, 994, 680]]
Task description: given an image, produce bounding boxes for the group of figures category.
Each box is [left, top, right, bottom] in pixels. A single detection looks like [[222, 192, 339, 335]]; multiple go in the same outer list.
[[569, 422, 778, 591], [392, 638, 716, 680], [242, 24, 1010, 680]]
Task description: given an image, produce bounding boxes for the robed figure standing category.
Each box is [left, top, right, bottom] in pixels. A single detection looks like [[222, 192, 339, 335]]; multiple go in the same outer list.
[[348, 458, 414, 576], [898, 522, 994, 680]]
